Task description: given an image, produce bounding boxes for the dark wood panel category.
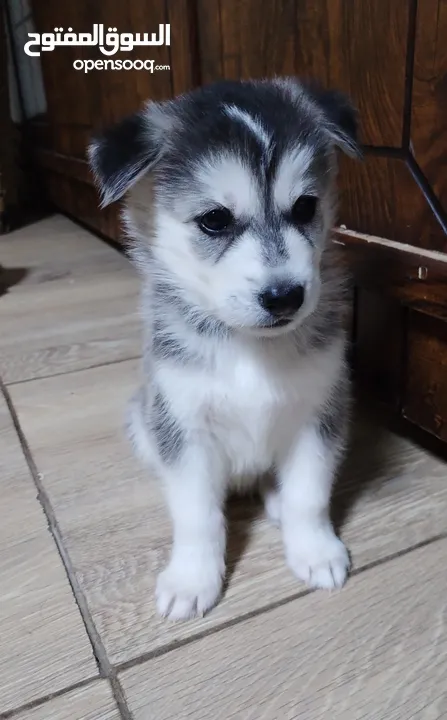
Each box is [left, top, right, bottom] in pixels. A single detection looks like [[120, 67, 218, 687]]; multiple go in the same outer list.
[[30, 122, 99, 160], [404, 311, 447, 441], [167, 0, 200, 94], [294, 0, 409, 148], [219, 0, 297, 79], [196, 0, 223, 84], [43, 171, 120, 240], [32, 0, 174, 127], [32, 1, 98, 125], [0, 3, 18, 230], [30, 0, 198, 235], [36, 150, 91, 184], [338, 155, 447, 253], [354, 288, 405, 409], [198, 0, 410, 147], [411, 0, 447, 212], [333, 228, 447, 313]]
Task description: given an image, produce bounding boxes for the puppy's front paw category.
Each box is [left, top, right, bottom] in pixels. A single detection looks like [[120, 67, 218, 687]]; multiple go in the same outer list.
[[285, 525, 350, 590], [156, 557, 224, 621]]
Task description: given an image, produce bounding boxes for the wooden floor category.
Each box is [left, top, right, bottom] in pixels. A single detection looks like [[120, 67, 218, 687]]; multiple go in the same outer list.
[[1, 215, 447, 719]]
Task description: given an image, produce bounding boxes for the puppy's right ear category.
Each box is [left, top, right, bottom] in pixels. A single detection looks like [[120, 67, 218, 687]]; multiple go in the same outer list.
[[88, 107, 164, 208], [305, 84, 362, 160]]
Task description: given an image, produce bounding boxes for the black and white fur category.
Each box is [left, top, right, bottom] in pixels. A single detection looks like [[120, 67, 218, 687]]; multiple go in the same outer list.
[[88, 78, 361, 621]]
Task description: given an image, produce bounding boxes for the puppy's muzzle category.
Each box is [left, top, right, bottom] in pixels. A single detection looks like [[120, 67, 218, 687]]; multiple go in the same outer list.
[[258, 282, 305, 323]]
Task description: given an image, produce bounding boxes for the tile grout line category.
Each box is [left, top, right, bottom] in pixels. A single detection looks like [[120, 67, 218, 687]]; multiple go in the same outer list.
[[4, 354, 142, 388], [3, 365, 447, 706], [0, 378, 133, 720], [3, 521, 446, 718], [0, 677, 98, 720], [115, 529, 447, 674]]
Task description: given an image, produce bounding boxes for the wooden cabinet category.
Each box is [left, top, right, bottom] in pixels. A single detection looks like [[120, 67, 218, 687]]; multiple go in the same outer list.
[[404, 311, 447, 441], [29, 0, 447, 442]]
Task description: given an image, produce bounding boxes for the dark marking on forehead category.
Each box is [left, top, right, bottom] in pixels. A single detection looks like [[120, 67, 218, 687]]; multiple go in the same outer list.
[[222, 103, 273, 165], [264, 143, 281, 186], [157, 79, 329, 198]]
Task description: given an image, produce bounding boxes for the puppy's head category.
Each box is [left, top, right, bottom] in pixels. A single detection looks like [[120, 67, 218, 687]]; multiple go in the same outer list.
[[89, 78, 360, 336]]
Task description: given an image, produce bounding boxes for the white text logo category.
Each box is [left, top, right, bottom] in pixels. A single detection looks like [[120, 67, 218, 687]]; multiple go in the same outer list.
[[24, 24, 170, 57], [73, 59, 171, 74]]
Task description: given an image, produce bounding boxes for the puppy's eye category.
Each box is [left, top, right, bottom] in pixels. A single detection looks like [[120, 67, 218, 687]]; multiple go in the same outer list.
[[290, 195, 318, 225], [198, 208, 234, 234]]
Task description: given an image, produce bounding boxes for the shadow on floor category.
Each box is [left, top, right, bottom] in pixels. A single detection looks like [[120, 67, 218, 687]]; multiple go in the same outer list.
[[0, 265, 29, 296], [224, 399, 393, 584]]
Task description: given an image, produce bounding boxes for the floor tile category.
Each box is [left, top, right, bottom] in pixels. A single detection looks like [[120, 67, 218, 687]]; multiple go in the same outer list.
[[0, 394, 98, 714], [9, 361, 447, 667], [0, 271, 140, 384], [12, 681, 120, 720], [0, 215, 140, 385], [120, 538, 447, 720], [0, 215, 129, 288]]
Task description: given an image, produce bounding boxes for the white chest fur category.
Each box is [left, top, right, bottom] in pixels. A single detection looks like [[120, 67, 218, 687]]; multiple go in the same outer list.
[[154, 335, 344, 479]]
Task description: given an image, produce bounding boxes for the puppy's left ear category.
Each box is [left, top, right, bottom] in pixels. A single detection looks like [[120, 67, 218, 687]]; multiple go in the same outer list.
[[88, 102, 170, 208], [308, 85, 362, 159]]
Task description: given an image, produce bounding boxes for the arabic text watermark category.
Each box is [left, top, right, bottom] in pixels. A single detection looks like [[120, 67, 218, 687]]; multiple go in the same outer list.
[[24, 24, 170, 57]]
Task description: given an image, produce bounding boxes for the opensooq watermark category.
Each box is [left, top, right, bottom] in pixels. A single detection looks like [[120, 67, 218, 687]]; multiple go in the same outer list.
[[24, 23, 171, 73], [73, 58, 170, 74]]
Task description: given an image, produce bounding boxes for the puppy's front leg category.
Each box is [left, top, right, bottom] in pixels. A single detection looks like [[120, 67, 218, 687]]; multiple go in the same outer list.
[[279, 422, 350, 590], [156, 448, 227, 621]]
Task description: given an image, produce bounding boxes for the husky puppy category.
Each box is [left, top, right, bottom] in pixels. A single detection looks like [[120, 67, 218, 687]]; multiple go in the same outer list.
[[88, 78, 361, 621]]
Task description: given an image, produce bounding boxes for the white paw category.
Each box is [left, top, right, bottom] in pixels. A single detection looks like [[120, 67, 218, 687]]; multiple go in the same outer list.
[[156, 556, 224, 621], [285, 525, 350, 590]]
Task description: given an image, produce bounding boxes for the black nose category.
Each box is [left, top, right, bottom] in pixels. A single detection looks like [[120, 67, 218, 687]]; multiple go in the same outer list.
[[258, 283, 305, 318]]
